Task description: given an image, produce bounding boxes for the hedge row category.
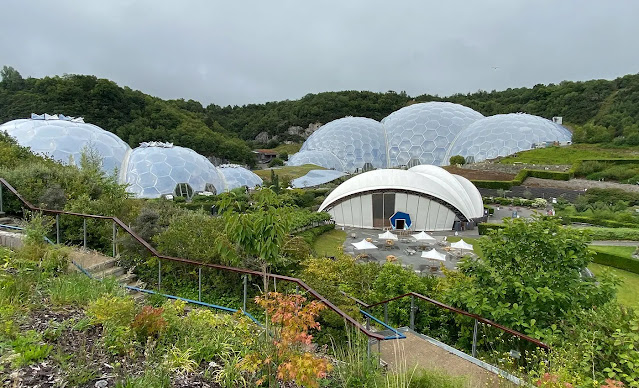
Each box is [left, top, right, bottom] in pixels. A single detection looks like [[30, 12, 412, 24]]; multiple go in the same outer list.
[[581, 227, 639, 241], [471, 168, 571, 189], [478, 223, 505, 235], [561, 215, 638, 229], [296, 224, 335, 245], [589, 249, 639, 274]]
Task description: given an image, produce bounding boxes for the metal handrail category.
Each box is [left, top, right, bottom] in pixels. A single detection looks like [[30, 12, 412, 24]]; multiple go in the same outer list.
[[0, 177, 386, 341], [345, 291, 549, 350]]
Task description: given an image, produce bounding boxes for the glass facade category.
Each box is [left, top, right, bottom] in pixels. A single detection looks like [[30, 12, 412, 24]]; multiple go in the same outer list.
[[124, 143, 226, 198], [291, 169, 346, 188], [382, 102, 484, 167], [445, 113, 573, 163], [290, 117, 387, 172], [0, 116, 131, 175], [218, 164, 263, 190], [287, 150, 345, 171]]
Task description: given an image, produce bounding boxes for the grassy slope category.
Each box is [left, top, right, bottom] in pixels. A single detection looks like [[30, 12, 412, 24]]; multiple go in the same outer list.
[[267, 143, 302, 155], [253, 164, 326, 181], [589, 263, 639, 309], [499, 144, 639, 165], [312, 229, 346, 257], [589, 245, 636, 257]]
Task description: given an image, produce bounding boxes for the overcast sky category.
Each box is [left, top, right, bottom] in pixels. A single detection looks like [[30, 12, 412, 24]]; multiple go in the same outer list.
[[2, 1, 638, 106]]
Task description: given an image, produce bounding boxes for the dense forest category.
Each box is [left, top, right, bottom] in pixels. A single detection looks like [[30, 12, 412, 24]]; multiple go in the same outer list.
[[2, 66, 639, 164]]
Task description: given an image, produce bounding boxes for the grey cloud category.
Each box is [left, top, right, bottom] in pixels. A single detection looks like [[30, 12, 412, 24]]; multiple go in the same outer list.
[[2, 0, 639, 106]]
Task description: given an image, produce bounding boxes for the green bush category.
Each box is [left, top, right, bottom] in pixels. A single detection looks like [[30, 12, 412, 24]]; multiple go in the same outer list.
[[581, 227, 639, 241], [448, 155, 466, 165], [268, 158, 284, 167], [589, 249, 639, 274], [296, 224, 335, 245], [562, 215, 638, 229], [478, 223, 504, 235]]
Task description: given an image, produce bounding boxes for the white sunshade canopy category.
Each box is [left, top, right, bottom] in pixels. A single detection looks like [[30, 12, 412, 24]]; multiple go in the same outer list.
[[421, 249, 447, 261], [450, 239, 474, 251], [352, 239, 378, 250], [412, 231, 436, 242], [378, 230, 398, 240]]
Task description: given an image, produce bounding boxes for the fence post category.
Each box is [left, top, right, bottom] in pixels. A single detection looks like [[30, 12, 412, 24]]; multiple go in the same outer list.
[[410, 295, 415, 330], [242, 275, 247, 312], [384, 303, 388, 324], [472, 319, 479, 358], [158, 258, 161, 292], [112, 220, 116, 257], [366, 314, 371, 331], [198, 267, 202, 302], [0, 184, 3, 214], [56, 214, 60, 244], [83, 218, 87, 249]]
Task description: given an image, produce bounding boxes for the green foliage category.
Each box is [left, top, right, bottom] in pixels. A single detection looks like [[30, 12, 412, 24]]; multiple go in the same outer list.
[[582, 227, 639, 241], [131, 306, 168, 341], [0, 72, 254, 164], [448, 155, 466, 165], [0, 131, 42, 169], [47, 273, 125, 306], [153, 211, 237, 265], [221, 188, 292, 274], [10, 330, 52, 367], [477, 223, 504, 235], [268, 157, 285, 167], [590, 247, 639, 274], [447, 217, 616, 334]]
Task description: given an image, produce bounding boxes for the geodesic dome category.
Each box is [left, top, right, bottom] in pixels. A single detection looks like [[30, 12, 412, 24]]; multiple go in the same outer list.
[[293, 117, 387, 172], [445, 113, 573, 164], [287, 150, 345, 171], [218, 164, 263, 190], [123, 142, 226, 198], [382, 102, 484, 167], [0, 113, 131, 174]]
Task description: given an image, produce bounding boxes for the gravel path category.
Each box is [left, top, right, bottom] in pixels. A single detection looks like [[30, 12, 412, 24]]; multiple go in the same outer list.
[[524, 177, 639, 193]]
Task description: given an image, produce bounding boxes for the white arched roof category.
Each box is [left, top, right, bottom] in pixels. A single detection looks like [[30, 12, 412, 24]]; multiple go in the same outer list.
[[319, 167, 484, 220]]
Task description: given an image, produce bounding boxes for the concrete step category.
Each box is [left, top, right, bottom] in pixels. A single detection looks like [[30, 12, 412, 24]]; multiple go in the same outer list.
[[117, 272, 136, 284], [85, 258, 118, 273], [93, 266, 125, 279]]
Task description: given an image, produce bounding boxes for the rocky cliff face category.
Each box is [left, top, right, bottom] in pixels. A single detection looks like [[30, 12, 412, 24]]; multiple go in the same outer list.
[[254, 122, 322, 142]]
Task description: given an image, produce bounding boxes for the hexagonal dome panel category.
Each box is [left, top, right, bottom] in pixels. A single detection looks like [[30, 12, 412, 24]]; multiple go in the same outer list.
[[0, 114, 131, 174], [382, 102, 484, 167], [294, 117, 387, 172], [445, 113, 573, 164], [124, 142, 226, 198], [287, 150, 345, 171], [219, 164, 263, 190]]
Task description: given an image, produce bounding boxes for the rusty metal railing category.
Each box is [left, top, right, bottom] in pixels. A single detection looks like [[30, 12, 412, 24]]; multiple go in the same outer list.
[[0, 177, 386, 341]]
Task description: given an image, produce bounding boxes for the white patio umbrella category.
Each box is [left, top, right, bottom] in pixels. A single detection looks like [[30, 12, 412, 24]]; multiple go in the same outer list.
[[378, 230, 398, 240], [351, 239, 378, 260], [421, 248, 447, 261], [450, 239, 474, 254], [412, 231, 436, 242]]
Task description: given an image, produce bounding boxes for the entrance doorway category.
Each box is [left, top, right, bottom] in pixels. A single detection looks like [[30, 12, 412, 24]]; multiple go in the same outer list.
[[395, 219, 405, 230]]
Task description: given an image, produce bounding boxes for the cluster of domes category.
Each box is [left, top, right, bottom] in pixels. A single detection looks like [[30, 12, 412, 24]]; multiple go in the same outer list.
[[0, 115, 262, 198], [288, 102, 572, 172]]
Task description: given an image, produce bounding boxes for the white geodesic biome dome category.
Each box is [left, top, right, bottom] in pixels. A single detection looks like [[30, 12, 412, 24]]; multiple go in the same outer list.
[[218, 164, 263, 190], [0, 113, 131, 174], [295, 117, 388, 172], [287, 149, 346, 171], [445, 113, 573, 163], [123, 142, 226, 199], [382, 102, 484, 167]]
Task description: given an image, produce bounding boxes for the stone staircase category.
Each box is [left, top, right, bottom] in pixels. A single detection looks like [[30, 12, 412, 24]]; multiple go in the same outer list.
[[69, 249, 147, 302]]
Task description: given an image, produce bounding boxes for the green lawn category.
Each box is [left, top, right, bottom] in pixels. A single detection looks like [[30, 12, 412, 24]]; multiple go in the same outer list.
[[589, 263, 639, 309], [253, 164, 326, 181], [263, 143, 302, 155], [499, 144, 639, 165], [589, 245, 637, 257], [312, 229, 346, 257]]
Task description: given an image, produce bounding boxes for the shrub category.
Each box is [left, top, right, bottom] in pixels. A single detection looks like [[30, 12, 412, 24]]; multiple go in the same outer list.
[[449, 155, 466, 165], [87, 295, 136, 327], [478, 223, 504, 235], [589, 249, 639, 274], [132, 306, 167, 341], [268, 158, 284, 167]]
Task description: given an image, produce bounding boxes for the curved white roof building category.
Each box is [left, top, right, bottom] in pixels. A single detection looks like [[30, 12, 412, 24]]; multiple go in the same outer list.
[[319, 166, 483, 231]]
